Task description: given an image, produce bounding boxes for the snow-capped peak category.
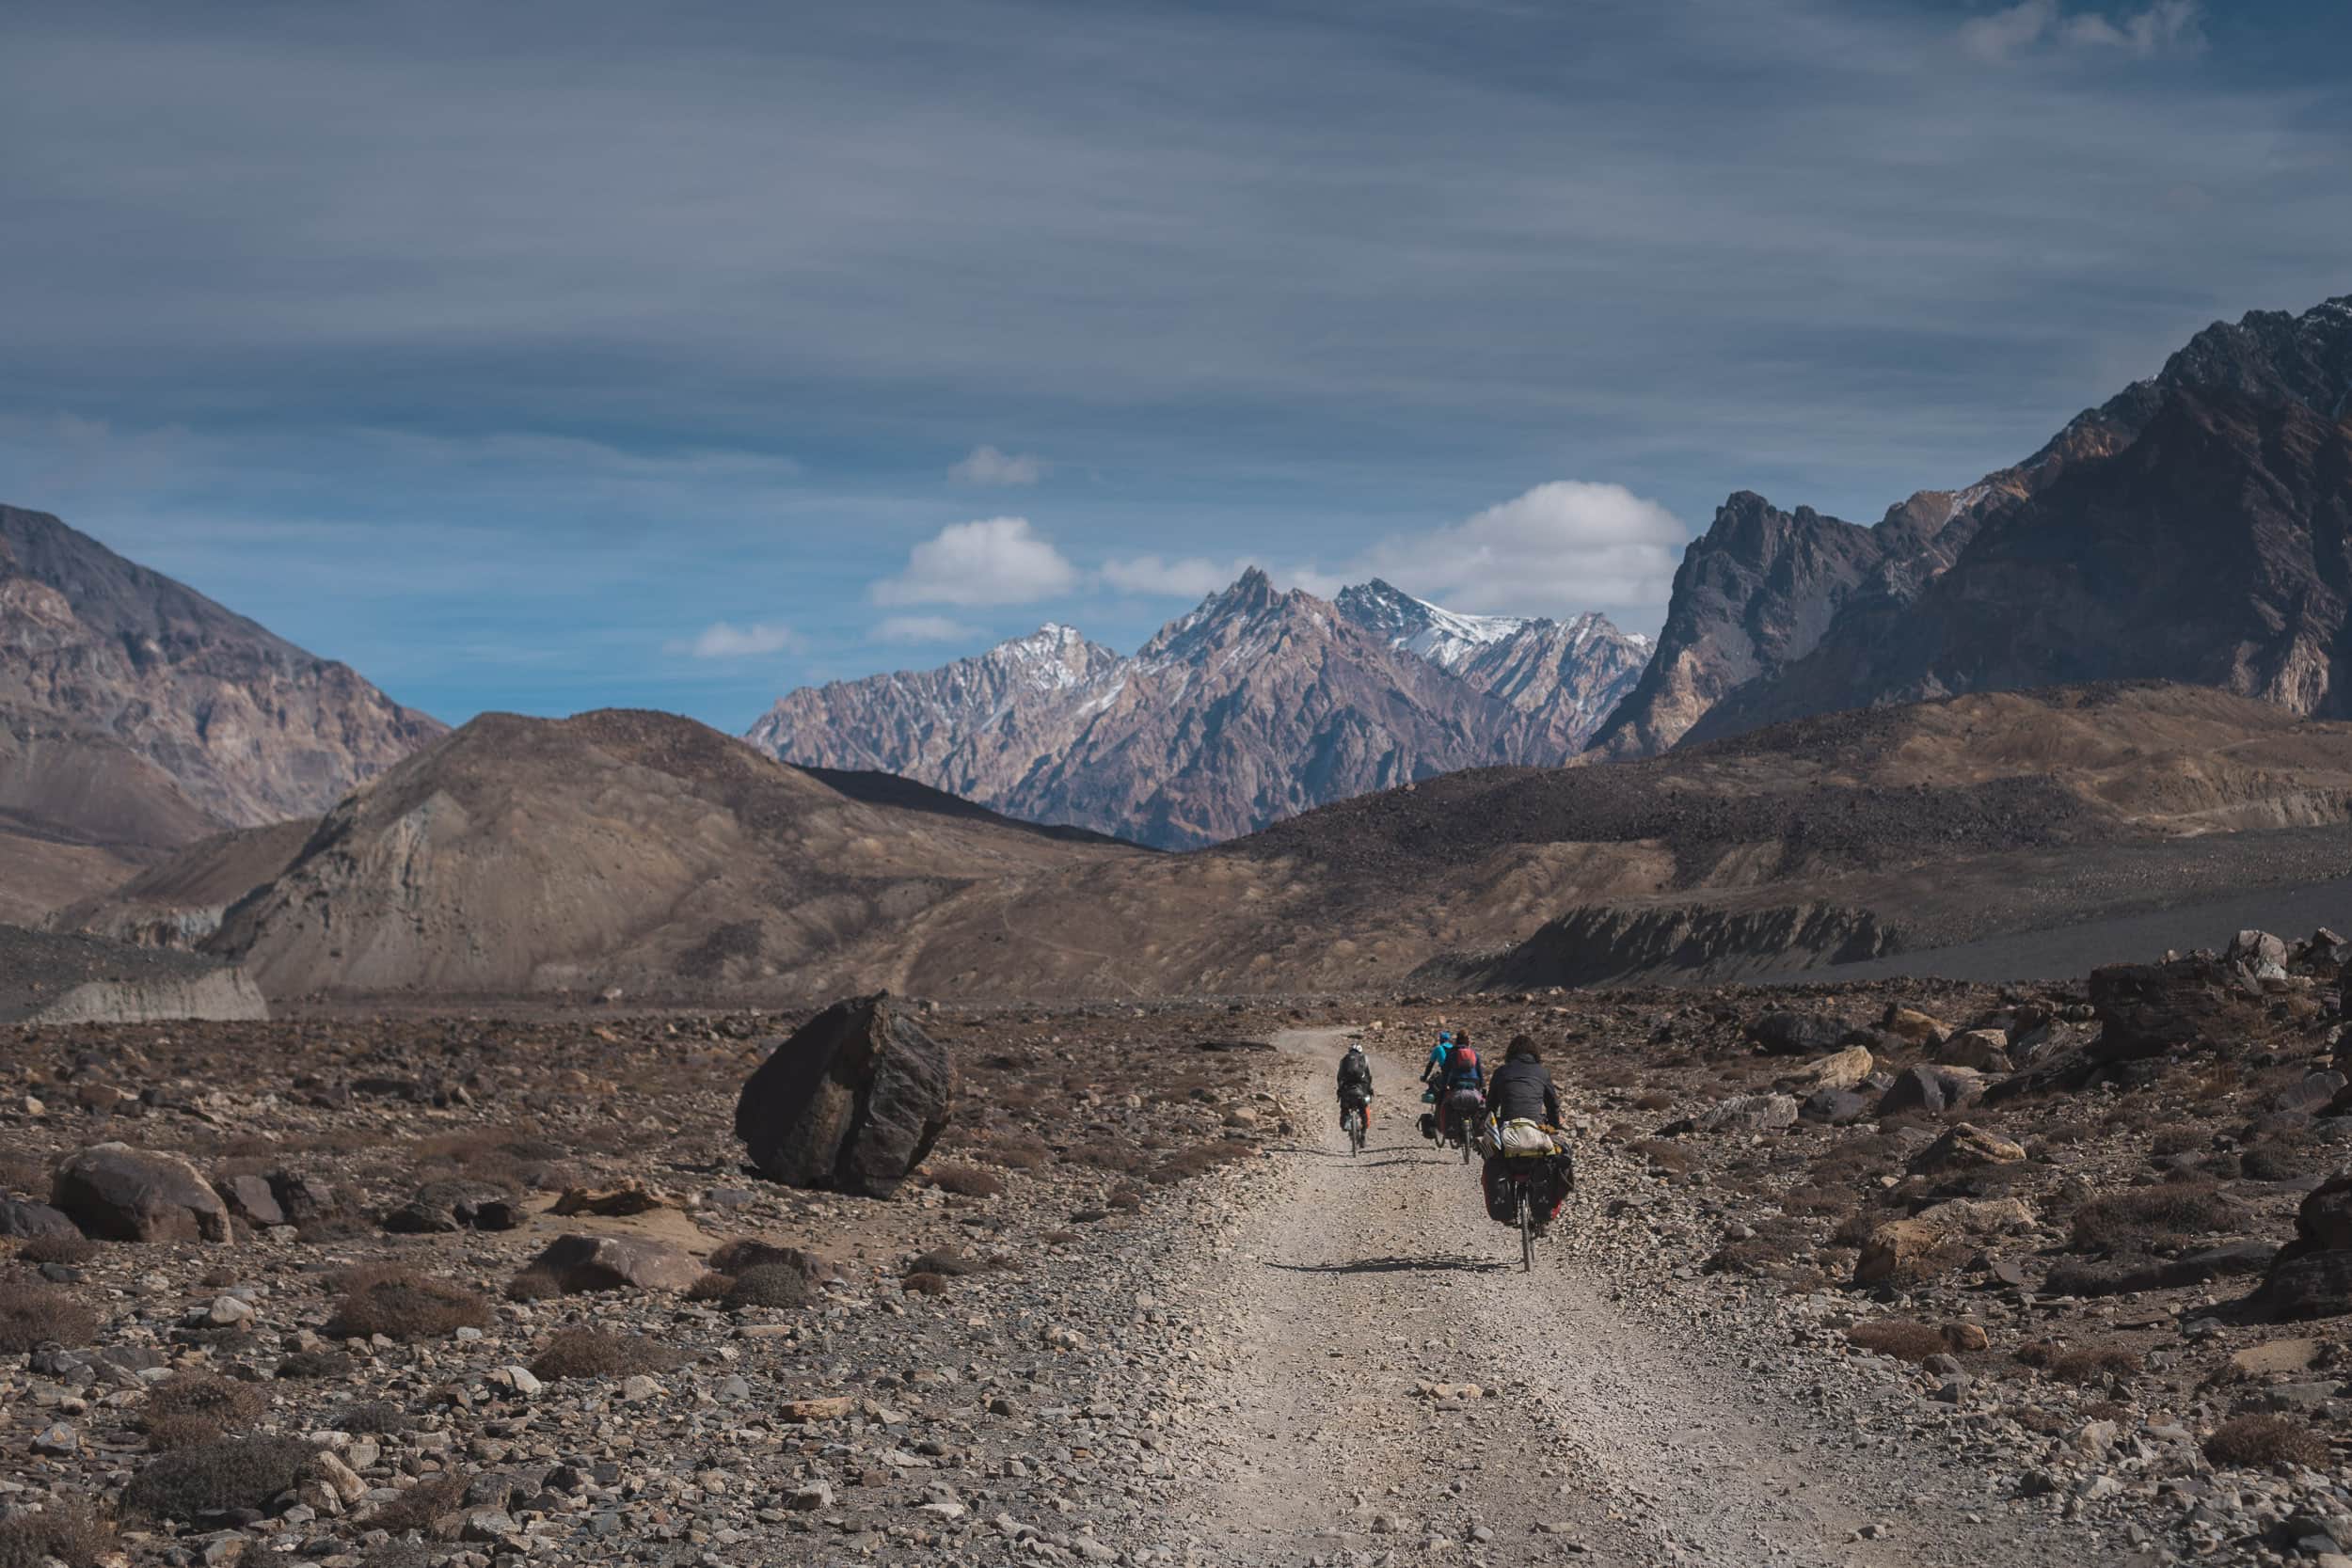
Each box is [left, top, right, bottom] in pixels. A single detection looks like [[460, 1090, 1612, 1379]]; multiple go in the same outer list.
[[1336, 578, 1532, 673]]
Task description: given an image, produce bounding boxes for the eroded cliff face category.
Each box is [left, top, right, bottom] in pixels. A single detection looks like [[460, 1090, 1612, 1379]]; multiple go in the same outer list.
[[0, 505, 445, 828], [1591, 295, 2352, 756]]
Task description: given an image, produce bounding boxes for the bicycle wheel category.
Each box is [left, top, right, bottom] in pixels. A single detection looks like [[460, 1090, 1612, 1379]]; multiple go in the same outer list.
[[1518, 1190, 1534, 1272], [1460, 1129, 1471, 1164]]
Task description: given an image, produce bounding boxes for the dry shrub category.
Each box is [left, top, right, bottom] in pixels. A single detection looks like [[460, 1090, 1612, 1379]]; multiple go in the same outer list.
[[2049, 1345, 2141, 1384], [0, 1497, 115, 1568], [141, 1372, 263, 1437], [142, 1414, 224, 1452], [723, 1265, 814, 1310], [327, 1400, 414, 1434], [529, 1328, 681, 1381], [981, 1140, 1048, 1170], [929, 1165, 1007, 1197], [1632, 1090, 1674, 1113], [119, 1435, 319, 1521], [1150, 1140, 1250, 1184], [367, 1473, 468, 1535], [2013, 1338, 2059, 1370], [14, 1232, 95, 1266], [2204, 1415, 2330, 1469], [2069, 1181, 2240, 1252], [1630, 1140, 1693, 1174], [1846, 1321, 1950, 1364], [198, 1265, 240, 1290], [685, 1271, 736, 1302], [274, 1349, 352, 1381], [503, 1269, 562, 1303], [2244, 1135, 2319, 1181], [1042, 1228, 1080, 1244], [1778, 1185, 1852, 1216], [0, 1281, 98, 1353], [1106, 1185, 1144, 1212], [326, 1265, 493, 1340], [2148, 1124, 2206, 1157], [1062, 1143, 1149, 1175], [902, 1272, 948, 1296]]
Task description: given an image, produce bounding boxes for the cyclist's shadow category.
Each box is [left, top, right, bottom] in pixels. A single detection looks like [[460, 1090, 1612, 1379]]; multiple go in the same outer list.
[[1264, 1254, 1512, 1276]]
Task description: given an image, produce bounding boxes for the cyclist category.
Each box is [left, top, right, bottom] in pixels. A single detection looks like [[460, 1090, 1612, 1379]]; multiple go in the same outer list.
[[1483, 1036, 1572, 1232], [1437, 1035, 1486, 1144], [1336, 1040, 1374, 1137]]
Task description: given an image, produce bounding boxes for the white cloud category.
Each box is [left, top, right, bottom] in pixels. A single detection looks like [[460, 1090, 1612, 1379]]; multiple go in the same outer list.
[[1356, 481, 1686, 618], [871, 515, 1079, 606], [948, 444, 1046, 485], [669, 620, 798, 658], [1961, 0, 2202, 62], [874, 613, 982, 643], [1100, 554, 1342, 600]]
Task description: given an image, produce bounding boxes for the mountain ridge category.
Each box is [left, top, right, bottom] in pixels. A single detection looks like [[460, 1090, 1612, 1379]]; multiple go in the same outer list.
[[1588, 294, 2352, 756], [747, 568, 1650, 847]]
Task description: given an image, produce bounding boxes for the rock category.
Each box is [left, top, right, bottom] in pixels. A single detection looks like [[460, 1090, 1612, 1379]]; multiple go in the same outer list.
[[1749, 1012, 1846, 1055], [552, 1181, 672, 1217], [1043, 1325, 1089, 1352], [1882, 1006, 1950, 1047], [2229, 930, 2290, 969], [522, 1233, 705, 1293], [734, 992, 956, 1197], [619, 1375, 660, 1402], [1907, 1123, 2026, 1175], [0, 1196, 81, 1240], [2089, 958, 2262, 1061], [788, 1480, 834, 1512], [781, 1396, 855, 1422], [1938, 1030, 2014, 1074], [1878, 1065, 1985, 1119], [1694, 1093, 1798, 1133], [51, 1143, 231, 1243], [2249, 1249, 2352, 1322], [308, 1449, 369, 1506], [267, 1170, 338, 1226], [32, 1421, 78, 1454], [2233, 1338, 2325, 1376], [1854, 1197, 2034, 1286], [220, 1173, 286, 1228], [1788, 1045, 1873, 1092], [1799, 1088, 1873, 1126], [2274, 1070, 2349, 1116], [205, 1293, 256, 1327], [382, 1180, 524, 1234]]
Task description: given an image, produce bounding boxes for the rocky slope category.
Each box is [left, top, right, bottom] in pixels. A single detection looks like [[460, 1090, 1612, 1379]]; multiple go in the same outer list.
[[0, 505, 444, 913], [750, 571, 1649, 848], [197, 708, 1141, 997], [82, 682, 2352, 1000], [1591, 294, 2352, 755]]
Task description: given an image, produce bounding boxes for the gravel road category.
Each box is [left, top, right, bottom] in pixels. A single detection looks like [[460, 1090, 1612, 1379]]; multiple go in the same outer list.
[[1155, 1028, 2134, 1568]]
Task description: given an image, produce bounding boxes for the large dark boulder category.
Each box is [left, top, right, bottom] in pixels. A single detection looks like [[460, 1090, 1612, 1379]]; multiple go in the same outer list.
[[1748, 1011, 1847, 1056], [2246, 1175, 2352, 1320], [51, 1143, 231, 1243], [1878, 1065, 1984, 1119], [0, 1196, 80, 1241], [734, 992, 955, 1197], [2089, 958, 2262, 1062], [383, 1180, 524, 1234]]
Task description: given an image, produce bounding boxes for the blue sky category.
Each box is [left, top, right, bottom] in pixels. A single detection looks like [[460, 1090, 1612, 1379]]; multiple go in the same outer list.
[[2, 0, 2346, 729]]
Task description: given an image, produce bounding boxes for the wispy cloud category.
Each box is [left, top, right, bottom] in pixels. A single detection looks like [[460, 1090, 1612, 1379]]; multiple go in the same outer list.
[[1960, 1, 2205, 63], [1100, 553, 1341, 600], [874, 613, 981, 643], [671, 621, 798, 658], [948, 445, 1046, 486], [870, 516, 1079, 607]]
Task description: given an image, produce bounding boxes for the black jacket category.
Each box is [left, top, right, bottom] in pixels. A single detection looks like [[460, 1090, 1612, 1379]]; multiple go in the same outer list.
[[1486, 1057, 1560, 1126], [1337, 1050, 1374, 1099]]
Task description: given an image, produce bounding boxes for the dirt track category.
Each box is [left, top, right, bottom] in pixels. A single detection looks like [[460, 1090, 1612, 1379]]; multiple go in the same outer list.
[[1158, 1028, 2129, 1568]]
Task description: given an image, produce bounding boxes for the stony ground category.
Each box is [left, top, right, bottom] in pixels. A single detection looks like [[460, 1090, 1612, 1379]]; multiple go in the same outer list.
[[6, 961, 2352, 1567]]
